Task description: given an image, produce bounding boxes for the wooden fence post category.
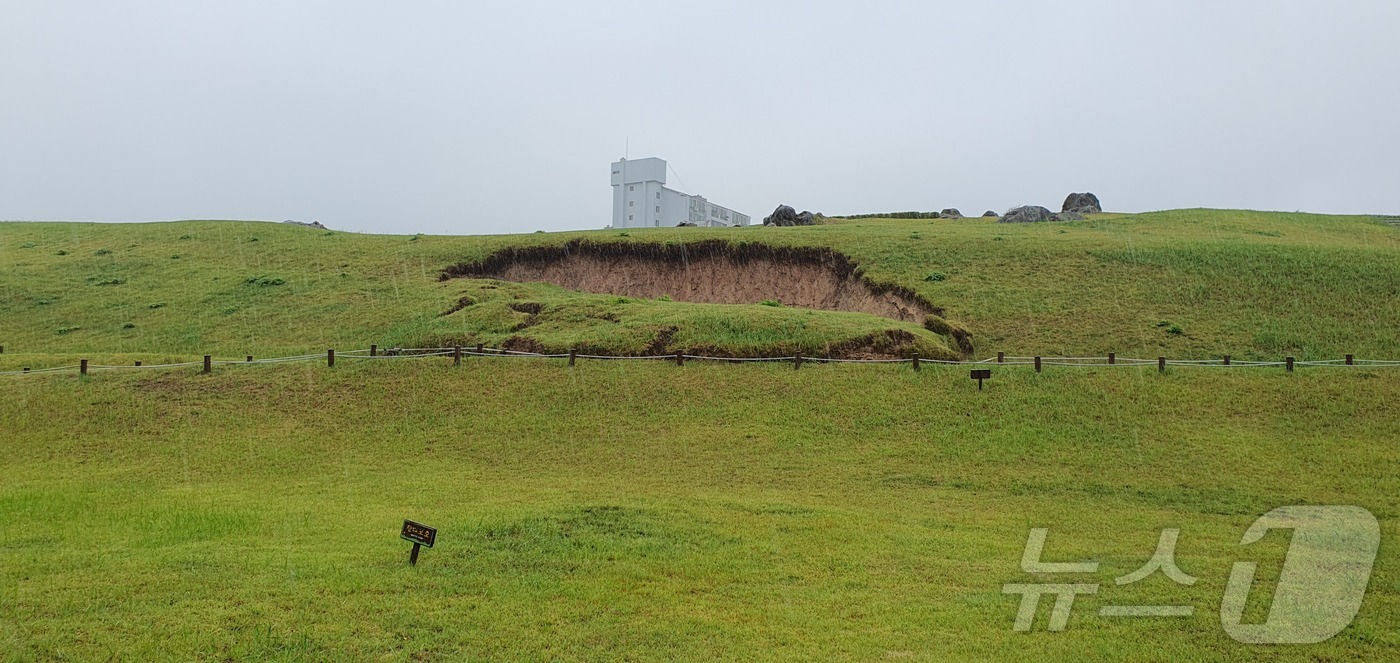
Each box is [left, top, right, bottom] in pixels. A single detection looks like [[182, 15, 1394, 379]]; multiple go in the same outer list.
[[1034, 356, 1041, 372], [247, 355, 253, 362], [675, 351, 684, 367], [22, 367, 29, 373], [0, 345, 4, 354], [475, 343, 484, 356], [203, 355, 212, 373], [794, 352, 803, 370], [568, 348, 576, 367], [997, 351, 1005, 364], [327, 349, 335, 368], [135, 361, 141, 367], [454, 346, 462, 366], [370, 344, 377, 357], [1223, 355, 1230, 366], [80, 359, 88, 376], [1286, 356, 1294, 372], [1158, 356, 1166, 373], [1108, 352, 1115, 365], [911, 352, 920, 372], [1346, 354, 1354, 365]]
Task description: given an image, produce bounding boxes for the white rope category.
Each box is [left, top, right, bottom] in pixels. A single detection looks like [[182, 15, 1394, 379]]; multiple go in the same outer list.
[[807, 357, 909, 364], [246, 355, 324, 364], [88, 362, 200, 370], [682, 355, 795, 362], [6, 347, 1400, 376], [0, 365, 81, 376], [575, 354, 674, 360]]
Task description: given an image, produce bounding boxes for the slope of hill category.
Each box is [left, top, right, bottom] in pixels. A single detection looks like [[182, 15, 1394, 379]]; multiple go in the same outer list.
[[3, 209, 1397, 366]]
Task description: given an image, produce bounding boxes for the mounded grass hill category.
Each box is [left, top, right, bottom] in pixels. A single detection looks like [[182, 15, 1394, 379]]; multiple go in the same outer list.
[[2, 209, 1397, 366], [2, 210, 1398, 661]]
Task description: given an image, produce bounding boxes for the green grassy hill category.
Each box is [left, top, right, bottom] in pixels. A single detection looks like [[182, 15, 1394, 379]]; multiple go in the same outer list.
[[3, 209, 1397, 365], [2, 210, 1398, 661]]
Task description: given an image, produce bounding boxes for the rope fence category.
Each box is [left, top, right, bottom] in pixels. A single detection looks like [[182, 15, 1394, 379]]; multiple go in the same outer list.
[[2, 344, 1398, 378]]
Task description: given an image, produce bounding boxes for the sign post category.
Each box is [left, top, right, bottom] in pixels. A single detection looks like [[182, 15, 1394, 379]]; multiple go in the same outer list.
[[400, 520, 437, 566], [970, 369, 991, 390]]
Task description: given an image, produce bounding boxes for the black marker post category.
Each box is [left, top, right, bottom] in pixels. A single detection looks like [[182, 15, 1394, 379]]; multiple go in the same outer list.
[[400, 520, 437, 566]]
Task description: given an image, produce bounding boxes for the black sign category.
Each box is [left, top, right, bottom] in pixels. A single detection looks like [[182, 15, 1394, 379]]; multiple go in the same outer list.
[[970, 369, 991, 390], [401, 520, 437, 548]]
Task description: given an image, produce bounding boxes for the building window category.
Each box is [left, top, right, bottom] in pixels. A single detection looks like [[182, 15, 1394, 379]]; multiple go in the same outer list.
[[628, 185, 634, 191], [629, 215, 633, 220], [656, 206, 660, 213], [629, 201, 634, 207], [656, 192, 660, 199]]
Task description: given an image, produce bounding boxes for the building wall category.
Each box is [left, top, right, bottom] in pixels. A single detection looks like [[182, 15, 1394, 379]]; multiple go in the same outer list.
[[610, 157, 749, 228], [611, 158, 669, 228], [659, 187, 691, 226]]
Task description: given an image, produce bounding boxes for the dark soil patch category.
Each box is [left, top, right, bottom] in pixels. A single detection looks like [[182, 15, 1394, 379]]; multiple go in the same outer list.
[[439, 296, 476, 317]]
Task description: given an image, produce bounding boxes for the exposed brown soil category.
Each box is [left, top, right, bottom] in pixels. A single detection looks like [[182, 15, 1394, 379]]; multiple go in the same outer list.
[[501, 336, 547, 354], [440, 239, 973, 355], [644, 326, 679, 356], [438, 296, 476, 317], [444, 240, 935, 320]]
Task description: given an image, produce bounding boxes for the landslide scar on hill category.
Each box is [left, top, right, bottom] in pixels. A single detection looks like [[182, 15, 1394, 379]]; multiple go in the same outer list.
[[439, 239, 972, 354]]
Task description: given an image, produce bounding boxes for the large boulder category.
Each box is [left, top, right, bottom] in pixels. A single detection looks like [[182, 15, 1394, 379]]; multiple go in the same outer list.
[[283, 219, 328, 229], [998, 205, 1055, 223], [1061, 192, 1101, 214], [940, 208, 963, 219], [763, 205, 816, 226]]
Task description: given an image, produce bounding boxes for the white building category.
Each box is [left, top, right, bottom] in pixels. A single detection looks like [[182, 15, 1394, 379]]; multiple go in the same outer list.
[[610, 157, 750, 229]]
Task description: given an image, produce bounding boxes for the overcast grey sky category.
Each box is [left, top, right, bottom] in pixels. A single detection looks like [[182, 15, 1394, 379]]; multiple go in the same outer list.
[[2, 1, 1396, 234]]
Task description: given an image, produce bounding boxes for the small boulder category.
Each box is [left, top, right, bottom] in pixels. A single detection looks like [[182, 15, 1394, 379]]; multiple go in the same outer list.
[[1061, 192, 1101, 214], [283, 219, 328, 230], [982, 210, 998, 218], [676, 222, 697, 227], [998, 205, 1055, 223], [1050, 211, 1086, 221], [940, 208, 963, 219]]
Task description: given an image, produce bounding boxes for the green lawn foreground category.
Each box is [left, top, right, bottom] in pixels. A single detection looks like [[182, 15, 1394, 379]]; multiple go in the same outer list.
[[2, 359, 1396, 661]]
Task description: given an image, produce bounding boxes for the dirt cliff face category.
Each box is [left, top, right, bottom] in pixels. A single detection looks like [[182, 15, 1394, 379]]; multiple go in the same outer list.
[[440, 239, 972, 354]]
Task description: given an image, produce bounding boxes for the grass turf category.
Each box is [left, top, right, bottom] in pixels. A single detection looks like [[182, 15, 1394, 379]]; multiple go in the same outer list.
[[1, 210, 1398, 660], [1, 359, 1398, 660]]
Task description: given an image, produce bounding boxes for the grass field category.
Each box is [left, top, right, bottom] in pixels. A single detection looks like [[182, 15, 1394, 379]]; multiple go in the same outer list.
[[2, 211, 1398, 660], [2, 360, 1398, 660]]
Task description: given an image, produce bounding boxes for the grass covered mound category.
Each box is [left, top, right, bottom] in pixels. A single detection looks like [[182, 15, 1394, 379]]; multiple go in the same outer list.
[[2, 209, 1397, 362]]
